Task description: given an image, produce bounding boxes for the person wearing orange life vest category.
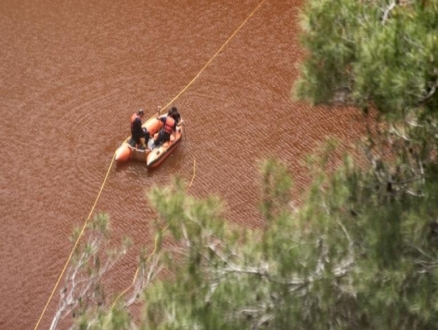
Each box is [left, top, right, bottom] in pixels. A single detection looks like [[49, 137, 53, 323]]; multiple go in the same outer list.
[[154, 108, 177, 146], [130, 109, 150, 148]]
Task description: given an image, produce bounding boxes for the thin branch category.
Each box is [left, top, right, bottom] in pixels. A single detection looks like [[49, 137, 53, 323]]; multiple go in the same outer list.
[[418, 79, 438, 105], [382, 1, 396, 25], [389, 124, 410, 141]]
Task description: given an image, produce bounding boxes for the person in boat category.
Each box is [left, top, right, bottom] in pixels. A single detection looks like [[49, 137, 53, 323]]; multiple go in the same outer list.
[[130, 109, 150, 149], [154, 108, 178, 146], [170, 106, 182, 125]]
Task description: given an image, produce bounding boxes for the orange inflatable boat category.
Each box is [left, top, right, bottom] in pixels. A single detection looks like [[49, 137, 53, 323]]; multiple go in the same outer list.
[[115, 114, 183, 168]]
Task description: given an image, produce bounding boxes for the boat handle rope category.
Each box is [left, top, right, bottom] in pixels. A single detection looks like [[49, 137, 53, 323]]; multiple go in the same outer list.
[[33, 1, 267, 328]]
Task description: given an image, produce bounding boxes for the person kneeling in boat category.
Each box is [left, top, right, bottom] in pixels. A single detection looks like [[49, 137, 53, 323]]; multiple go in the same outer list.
[[154, 108, 177, 147], [131, 109, 150, 149]]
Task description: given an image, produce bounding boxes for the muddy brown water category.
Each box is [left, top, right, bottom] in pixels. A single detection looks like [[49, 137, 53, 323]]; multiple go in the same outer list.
[[0, 0, 367, 328]]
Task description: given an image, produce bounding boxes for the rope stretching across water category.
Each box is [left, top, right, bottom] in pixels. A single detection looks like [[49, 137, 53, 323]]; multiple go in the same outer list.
[[33, 1, 267, 328]]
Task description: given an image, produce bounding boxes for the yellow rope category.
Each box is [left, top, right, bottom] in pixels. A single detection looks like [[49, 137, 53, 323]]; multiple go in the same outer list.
[[187, 158, 196, 191], [126, 0, 268, 133], [158, 0, 267, 114], [34, 0, 265, 326], [33, 153, 117, 330]]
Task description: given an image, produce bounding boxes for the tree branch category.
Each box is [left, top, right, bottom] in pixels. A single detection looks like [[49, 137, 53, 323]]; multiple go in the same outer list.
[[382, 1, 396, 25], [418, 79, 438, 105]]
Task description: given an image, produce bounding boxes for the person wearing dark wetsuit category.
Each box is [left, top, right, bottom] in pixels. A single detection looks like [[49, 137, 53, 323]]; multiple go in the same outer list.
[[130, 109, 150, 148]]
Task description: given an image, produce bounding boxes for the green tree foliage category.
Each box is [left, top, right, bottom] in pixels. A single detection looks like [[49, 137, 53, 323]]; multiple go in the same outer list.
[[138, 156, 438, 330], [293, 0, 438, 259], [295, 0, 438, 117]]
